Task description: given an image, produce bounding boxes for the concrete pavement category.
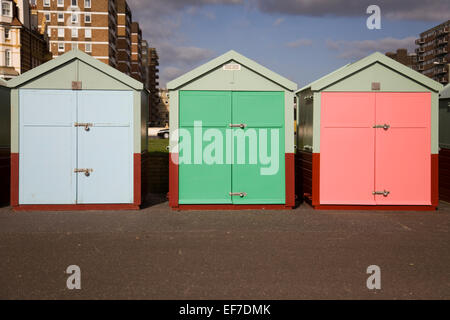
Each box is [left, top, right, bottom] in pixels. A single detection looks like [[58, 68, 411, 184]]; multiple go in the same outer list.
[[0, 199, 449, 299]]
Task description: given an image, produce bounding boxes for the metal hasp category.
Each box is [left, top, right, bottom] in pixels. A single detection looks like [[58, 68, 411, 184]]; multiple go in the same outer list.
[[373, 124, 390, 131], [229, 192, 247, 198], [373, 190, 390, 197], [74, 168, 94, 177], [75, 122, 93, 131], [229, 123, 247, 129]]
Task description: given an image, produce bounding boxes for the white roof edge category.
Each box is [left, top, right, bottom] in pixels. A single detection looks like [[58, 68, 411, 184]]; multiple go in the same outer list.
[[297, 52, 443, 93], [7, 50, 144, 90], [167, 50, 298, 91]]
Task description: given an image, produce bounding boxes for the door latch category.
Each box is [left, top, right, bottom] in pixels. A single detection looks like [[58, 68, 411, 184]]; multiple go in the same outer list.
[[75, 122, 93, 131], [373, 124, 390, 131], [230, 192, 247, 198], [373, 190, 390, 197], [74, 168, 94, 177], [229, 124, 247, 129]]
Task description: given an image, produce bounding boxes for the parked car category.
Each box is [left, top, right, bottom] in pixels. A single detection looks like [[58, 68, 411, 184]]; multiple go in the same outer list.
[[157, 128, 169, 139]]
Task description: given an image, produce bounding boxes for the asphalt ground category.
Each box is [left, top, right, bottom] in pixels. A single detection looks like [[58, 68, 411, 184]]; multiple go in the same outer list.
[[0, 198, 449, 300]]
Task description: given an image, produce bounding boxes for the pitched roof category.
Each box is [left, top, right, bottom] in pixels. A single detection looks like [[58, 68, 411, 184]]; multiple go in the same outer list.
[[440, 83, 450, 99], [297, 52, 443, 93], [167, 50, 297, 91], [7, 50, 143, 90], [0, 78, 7, 87]]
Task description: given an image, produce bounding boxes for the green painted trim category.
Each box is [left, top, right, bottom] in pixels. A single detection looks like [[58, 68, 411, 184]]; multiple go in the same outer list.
[[285, 91, 295, 153], [10, 89, 18, 153], [7, 50, 143, 90], [431, 92, 439, 155], [297, 52, 443, 94], [169, 90, 179, 152], [312, 92, 321, 153], [133, 91, 141, 153], [167, 50, 297, 91]]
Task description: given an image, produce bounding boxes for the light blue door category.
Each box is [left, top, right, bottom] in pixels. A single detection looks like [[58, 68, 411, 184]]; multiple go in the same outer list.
[[76, 91, 133, 204], [19, 90, 77, 204]]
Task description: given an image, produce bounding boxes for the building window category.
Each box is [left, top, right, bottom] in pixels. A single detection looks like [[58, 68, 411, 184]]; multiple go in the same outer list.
[[84, 28, 91, 38], [84, 13, 91, 23], [85, 43, 92, 52], [45, 13, 50, 22], [71, 0, 77, 7], [71, 28, 78, 38], [58, 28, 64, 38], [58, 43, 65, 52], [84, 0, 91, 8], [2, 2, 12, 16], [71, 13, 78, 24], [5, 50, 11, 66], [4, 28, 10, 39], [47, 28, 51, 37], [57, 13, 64, 22], [57, 0, 64, 7], [43, 0, 50, 7]]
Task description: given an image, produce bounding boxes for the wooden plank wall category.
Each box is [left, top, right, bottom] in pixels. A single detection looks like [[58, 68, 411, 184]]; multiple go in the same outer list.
[[295, 150, 313, 202], [440, 148, 450, 203]]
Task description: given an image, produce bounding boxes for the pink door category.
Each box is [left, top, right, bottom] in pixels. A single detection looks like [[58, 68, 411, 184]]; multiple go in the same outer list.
[[375, 93, 431, 205], [320, 93, 376, 205]]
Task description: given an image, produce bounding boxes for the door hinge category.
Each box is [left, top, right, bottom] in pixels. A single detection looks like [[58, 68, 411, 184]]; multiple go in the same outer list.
[[75, 122, 93, 131], [74, 168, 93, 177], [373, 124, 390, 131], [230, 192, 247, 198], [229, 123, 247, 129], [373, 190, 390, 197]]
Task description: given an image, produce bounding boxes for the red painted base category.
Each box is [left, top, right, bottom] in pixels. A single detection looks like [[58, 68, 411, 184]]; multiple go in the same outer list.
[[176, 204, 293, 211], [312, 204, 437, 211], [13, 204, 140, 212]]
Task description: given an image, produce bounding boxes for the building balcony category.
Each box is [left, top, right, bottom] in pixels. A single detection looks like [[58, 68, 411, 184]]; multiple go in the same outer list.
[[418, 56, 425, 62], [436, 27, 449, 37], [436, 37, 449, 46], [434, 67, 447, 75], [416, 47, 425, 54], [417, 65, 424, 71], [435, 48, 448, 55], [415, 38, 425, 45]]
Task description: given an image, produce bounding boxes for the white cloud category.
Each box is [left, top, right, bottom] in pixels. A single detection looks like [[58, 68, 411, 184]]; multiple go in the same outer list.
[[326, 37, 417, 60], [273, 17, 285, 26], [286, 38, 313, 48]]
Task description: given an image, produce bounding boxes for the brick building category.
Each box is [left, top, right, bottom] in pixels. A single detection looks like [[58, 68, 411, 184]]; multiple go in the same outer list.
[[130, 21, 142, 82], [386, 49, 418, 71], [115, 0, 131, 75], [33, 0, 118, 67], [0, 0, 51, 80], [415, 20, 449, 85], [150, 88, 169, 127]]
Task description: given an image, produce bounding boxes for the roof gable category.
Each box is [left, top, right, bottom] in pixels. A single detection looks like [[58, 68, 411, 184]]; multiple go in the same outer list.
[[7, 50, 143, 90], [167, 50, 297, 91], [297, 52, 443, 93]]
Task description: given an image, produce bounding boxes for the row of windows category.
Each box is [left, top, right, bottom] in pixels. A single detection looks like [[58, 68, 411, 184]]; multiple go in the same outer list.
[[42, 0, 91, 9], [51, 27, 92, 38], [56, 42, 91, 52], [43, 11, 92, 23]]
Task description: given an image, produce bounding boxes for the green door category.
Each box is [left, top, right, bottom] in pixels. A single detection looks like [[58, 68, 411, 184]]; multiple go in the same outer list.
[[179, 91, 232, 204], [178, 91, 285, 205], [231, 92, 285, 204]]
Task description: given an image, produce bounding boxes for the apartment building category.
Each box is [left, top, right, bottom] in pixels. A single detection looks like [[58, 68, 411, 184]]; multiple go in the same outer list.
[[33, 0, 118, 67], [386, 49, 418, 71], [150, 88, 169, 127], [141, 39, 149, 88], [130, 21, 142, 82], [415, 20, 450, 85], [0, 0, 51, 80], [115, 0, 131, 75], [147, 47, 159, 114]]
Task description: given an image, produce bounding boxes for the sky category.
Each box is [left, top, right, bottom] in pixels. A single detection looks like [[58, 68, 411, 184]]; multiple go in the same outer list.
[[126, 0, 450, 88]]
